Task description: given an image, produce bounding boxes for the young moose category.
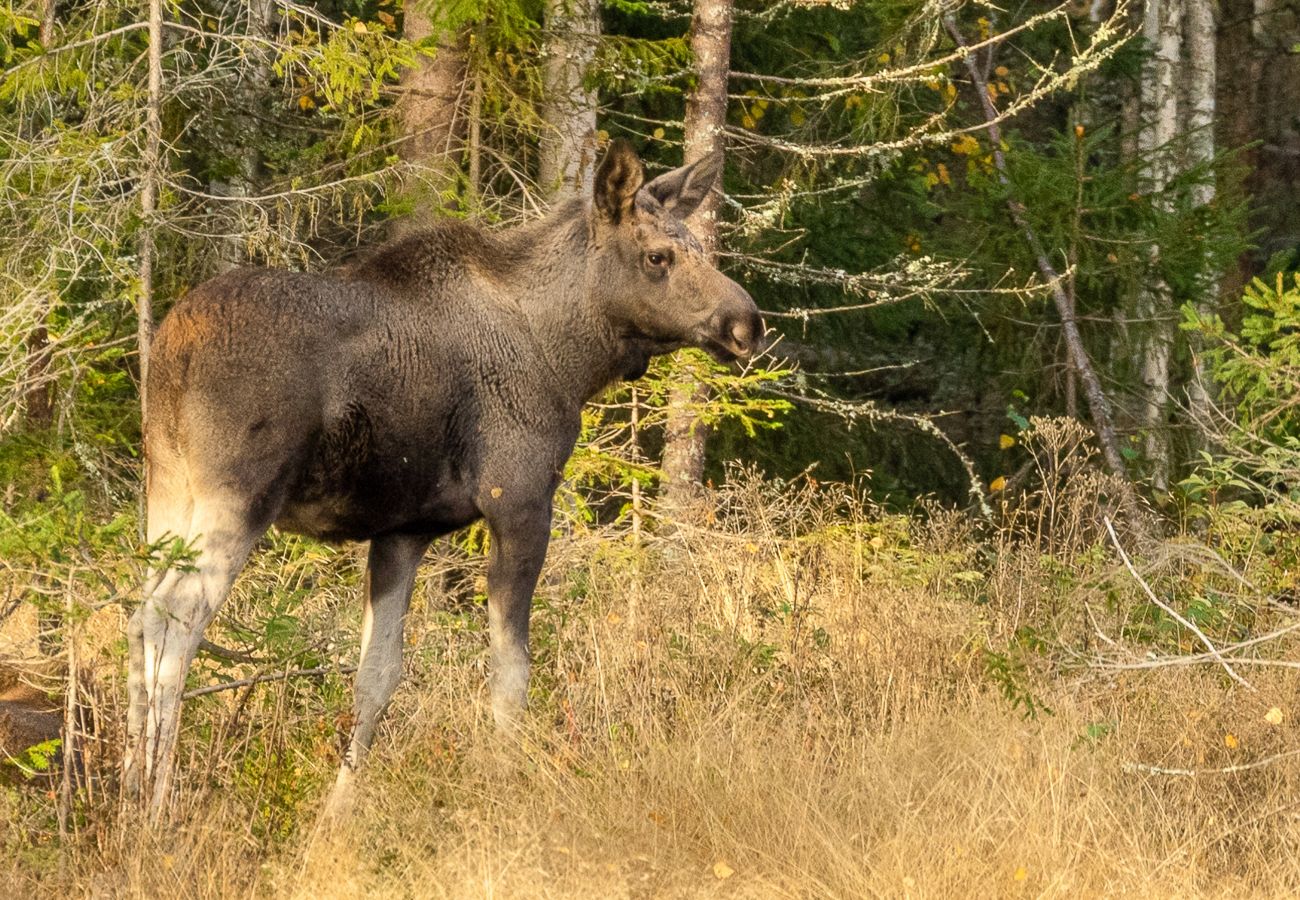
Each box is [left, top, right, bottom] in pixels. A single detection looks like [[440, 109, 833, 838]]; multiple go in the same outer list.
[[125, 141, 763, 817]]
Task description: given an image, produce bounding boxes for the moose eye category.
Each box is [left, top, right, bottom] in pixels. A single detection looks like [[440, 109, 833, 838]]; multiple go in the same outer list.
[[646, 251, 669, 268]]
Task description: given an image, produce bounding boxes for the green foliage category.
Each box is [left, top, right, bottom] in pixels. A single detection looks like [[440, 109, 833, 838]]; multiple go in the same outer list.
[[562, 352, 791, 524], [1186, 273, 1300, 443], [2, 737, 61, 778]]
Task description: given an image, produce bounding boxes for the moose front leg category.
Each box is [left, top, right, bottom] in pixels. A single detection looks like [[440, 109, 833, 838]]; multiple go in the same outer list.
[[484, 501, 551, 730]]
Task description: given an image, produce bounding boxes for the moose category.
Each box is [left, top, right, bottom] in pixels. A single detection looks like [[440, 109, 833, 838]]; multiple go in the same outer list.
[[124, 140, 763, 817]]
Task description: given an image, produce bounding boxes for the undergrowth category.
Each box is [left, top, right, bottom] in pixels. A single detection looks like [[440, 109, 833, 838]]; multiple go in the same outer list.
[[2, 420, 1299, 897]]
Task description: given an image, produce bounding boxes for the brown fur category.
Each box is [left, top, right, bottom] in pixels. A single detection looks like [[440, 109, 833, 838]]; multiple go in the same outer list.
[[125, 142, 764, 817]]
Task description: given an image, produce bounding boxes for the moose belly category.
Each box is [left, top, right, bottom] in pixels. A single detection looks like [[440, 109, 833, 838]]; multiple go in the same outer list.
[[274, 398, 482, 542], [276, 482, 480, 543], [277, 436, 481, 543]]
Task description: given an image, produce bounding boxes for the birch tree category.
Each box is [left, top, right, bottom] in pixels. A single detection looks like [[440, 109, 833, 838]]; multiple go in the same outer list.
[[539, 0, 600, 199], [1132, 0, 1220, 491]]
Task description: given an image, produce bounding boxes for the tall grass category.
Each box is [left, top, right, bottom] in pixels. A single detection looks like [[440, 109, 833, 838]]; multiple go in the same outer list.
[[4, 424, 1300, 897]]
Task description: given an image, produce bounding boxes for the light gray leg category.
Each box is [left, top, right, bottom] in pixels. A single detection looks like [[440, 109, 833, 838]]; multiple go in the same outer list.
[[326, 533, 429, 814], [135, 527, 253, 820], [124, 568, 166, 799]]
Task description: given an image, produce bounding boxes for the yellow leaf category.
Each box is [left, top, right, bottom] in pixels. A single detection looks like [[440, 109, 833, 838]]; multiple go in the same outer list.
[[713, 861, 735, 880], [995, 65, 1010, 77], [990, 476, 1007, 493], [1013, 865, 1028, 881], [353, 20, 368, 33], [1225, 733, 1239, 749], [652, 127, 665, 140], [606, 612, 622, 625], [999, 434, 1016, 450], [1266, 707, 1285, 725], [298, 95, 315, 111], [877, 52, 891, 64], [936, 162, 950, 186]]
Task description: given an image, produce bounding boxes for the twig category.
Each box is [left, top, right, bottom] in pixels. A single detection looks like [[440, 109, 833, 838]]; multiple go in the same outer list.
[[1103, 516, 1253, 691], [197, 639, 266, 664], [1124, 748, 1300, 777], [183, 665, 356, 699]]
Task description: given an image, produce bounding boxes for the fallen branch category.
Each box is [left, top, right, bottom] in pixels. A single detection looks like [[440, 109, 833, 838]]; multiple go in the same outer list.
[[1103, 516, 1253, 691], [184, 664, 356, 700], [943, 15, 1142, 521], [1124, 748, 1300, 777]]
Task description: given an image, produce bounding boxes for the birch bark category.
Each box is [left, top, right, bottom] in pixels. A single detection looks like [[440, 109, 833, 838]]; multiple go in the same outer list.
[[1184, 0, 1218, 429], [540, 0, 600, 199], [1134, 0, 1183, 491]]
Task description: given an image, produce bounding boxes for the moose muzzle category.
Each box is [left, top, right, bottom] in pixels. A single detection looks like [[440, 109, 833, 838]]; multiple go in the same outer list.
[[704, 281, 765, 361]]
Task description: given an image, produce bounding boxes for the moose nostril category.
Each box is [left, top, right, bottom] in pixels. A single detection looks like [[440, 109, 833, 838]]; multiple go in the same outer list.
[[729, 318, 760, 356]]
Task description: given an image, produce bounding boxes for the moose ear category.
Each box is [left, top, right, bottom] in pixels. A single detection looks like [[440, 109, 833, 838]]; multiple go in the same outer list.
[[640, 151, 723, 220], [593, 139, 645, 223]]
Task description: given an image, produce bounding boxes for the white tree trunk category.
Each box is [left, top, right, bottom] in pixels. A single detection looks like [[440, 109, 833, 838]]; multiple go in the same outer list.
[[1134, 0, 1183, 492], [1184, 0, 1218, 429], [539, 0, 600, 199]]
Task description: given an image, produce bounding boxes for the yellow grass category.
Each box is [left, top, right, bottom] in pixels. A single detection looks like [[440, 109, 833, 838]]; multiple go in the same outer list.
[[4, 459, 1300, 898]]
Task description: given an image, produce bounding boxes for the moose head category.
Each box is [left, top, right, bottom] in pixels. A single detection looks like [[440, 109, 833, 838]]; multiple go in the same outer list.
[[587, 140, 764, 370]]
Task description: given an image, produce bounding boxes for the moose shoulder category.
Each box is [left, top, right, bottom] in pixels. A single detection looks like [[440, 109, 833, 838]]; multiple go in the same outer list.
[[125, 140, 763, 818]]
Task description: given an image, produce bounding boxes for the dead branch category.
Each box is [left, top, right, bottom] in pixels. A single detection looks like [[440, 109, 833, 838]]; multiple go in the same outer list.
[[1124, 749, 1300, 777], [1103, 516, 1253, 691], [183, 665, 357, 700], [943, 15, 1143, 519]]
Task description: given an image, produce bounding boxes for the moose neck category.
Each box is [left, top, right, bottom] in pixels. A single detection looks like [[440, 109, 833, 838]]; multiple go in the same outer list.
[[501, 200, 641, 406]]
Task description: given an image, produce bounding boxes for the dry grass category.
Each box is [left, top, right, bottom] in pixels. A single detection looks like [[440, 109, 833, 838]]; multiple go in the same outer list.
[[4, 454, 1300, 898]]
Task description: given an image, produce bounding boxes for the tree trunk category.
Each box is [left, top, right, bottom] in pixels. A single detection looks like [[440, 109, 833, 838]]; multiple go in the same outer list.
[[1184, 0, 1218, 430], [1215, 0, 1263, 309], [23, 1, 58, 430], [539, 0, 600, 199], [138, 0, 163, 415], [1133, 0, 1183, 492], [213, 0, 274, 273], [396, 5, 469, 230], [660, 0, 733, 511]]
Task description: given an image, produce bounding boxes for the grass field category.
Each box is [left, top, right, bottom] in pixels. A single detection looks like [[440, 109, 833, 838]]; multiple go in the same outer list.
[[3, 444, 1300, 898]]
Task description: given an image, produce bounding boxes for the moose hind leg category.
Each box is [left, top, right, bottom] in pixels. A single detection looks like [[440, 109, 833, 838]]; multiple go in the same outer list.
[[326, 533, 429, 815], [136, 501, 261, 819], [125, 475, 192, 799]]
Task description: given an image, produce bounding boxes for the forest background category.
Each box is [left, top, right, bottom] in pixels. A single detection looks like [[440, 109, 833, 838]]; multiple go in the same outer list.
[[4, 0, 1300, 895]]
